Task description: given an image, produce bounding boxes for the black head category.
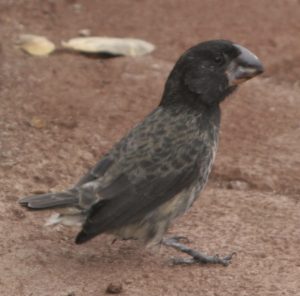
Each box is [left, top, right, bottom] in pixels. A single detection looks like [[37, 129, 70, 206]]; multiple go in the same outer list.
[[160, 40, 263, 107]]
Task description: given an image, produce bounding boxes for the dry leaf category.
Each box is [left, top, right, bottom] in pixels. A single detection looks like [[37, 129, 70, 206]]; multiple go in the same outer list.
[[30, 116, 46, 129], [18, 34, 55, 56], [62, 37, 155, 56]]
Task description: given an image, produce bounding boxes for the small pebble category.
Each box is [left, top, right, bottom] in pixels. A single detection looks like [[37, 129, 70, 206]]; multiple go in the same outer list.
[[30, 116, 46, 129], [78, 29, 91, 37], [72, 3, 82, 12], [106, 283, 123, 294], [227, 180, 250, 190]]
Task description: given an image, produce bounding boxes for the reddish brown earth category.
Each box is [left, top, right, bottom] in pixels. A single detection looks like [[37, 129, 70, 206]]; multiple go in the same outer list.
[[1, 1, 300, 295]]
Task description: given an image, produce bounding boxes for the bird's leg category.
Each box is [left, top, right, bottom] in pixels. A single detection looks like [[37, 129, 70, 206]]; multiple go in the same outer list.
[[162, 236, 236, 266]]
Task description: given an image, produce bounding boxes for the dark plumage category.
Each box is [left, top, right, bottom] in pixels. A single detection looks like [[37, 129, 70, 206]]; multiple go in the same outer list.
[[20, 40, 263, 264]]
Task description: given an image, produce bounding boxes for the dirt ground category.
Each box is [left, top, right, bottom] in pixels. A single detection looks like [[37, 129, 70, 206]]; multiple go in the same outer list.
[[1, 0, 300, 295]]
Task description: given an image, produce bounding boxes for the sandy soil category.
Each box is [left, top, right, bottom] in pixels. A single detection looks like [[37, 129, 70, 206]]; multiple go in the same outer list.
[[1, 1, 300, 295]]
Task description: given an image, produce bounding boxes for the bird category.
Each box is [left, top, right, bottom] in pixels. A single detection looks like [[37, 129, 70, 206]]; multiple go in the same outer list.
[[19, 40, 263, 266]]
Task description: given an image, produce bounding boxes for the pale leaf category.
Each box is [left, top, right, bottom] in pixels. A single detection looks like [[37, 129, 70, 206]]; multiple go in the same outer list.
[[62, 37, 155, 56], [18, 34, 55, 56]]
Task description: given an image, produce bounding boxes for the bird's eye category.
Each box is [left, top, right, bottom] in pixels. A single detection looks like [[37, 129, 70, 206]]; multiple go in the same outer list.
[[214, 54, 224, 65]]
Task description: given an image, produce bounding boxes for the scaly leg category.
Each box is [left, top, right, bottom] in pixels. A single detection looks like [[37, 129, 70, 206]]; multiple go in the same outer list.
[[162, 236, 236, 266]]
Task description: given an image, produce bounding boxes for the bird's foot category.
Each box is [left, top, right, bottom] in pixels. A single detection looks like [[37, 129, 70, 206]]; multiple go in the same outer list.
[[162, 236, 236, 266]]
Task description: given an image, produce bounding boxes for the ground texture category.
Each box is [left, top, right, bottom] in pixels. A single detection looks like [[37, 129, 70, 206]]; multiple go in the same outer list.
[[1, 1, 300, 295]]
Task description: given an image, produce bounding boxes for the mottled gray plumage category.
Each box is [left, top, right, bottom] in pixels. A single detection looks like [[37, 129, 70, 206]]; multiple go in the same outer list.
[[20, 40, 263, 259], [77, 103, 220, 244]]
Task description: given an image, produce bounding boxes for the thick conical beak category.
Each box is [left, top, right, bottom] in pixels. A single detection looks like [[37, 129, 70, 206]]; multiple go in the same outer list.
[[226, 44, 264, 86]]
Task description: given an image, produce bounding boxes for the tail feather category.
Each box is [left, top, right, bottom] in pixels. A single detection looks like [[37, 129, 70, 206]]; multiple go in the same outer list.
[[19, 191, 78, 210]]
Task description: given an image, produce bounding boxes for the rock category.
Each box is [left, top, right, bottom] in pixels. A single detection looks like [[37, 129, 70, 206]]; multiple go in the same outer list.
[[78, 29, 91, 37], [227, 180, 251, 190], [29, 116, 47, 129], [106, 283, 123, 294]]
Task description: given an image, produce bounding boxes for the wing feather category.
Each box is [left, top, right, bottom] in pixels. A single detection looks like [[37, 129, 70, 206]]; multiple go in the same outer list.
[[76, 161, 200, 244]]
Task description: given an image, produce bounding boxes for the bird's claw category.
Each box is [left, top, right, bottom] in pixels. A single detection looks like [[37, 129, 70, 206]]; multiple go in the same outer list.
[[222, 252, 237, 264]]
